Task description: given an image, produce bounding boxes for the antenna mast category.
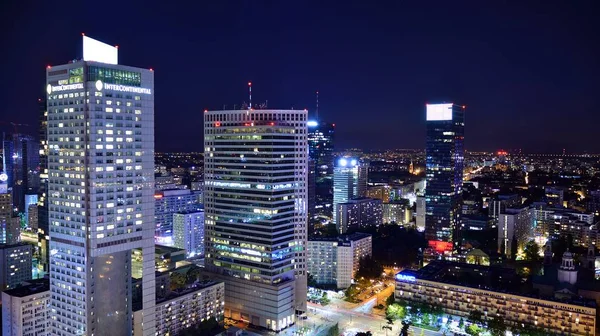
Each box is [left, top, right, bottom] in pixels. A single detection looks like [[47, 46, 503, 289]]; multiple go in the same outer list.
[[248, 82, 252, 109]]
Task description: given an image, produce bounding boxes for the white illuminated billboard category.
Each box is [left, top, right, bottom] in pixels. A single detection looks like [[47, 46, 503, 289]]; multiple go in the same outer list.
[[83, 36, 118, 64], [426, 103, 453, 121]]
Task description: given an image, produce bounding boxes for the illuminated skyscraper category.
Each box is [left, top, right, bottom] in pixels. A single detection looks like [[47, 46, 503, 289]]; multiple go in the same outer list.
[[332, 158, 368, 226], [46, 36, 155, 335], [204, 109, 308, 331], [307, 121, 334, 232], [424, 103, 465, 251]]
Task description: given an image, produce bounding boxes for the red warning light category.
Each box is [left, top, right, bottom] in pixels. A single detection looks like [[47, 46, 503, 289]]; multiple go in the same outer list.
[[46, 65, 52, 69], [215, 122, 221, 127]]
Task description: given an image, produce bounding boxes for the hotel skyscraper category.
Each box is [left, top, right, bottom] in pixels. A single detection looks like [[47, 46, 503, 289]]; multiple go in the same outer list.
[[46, 36, 155, 336], [424, 103, 465, 251], [204, 109, 308, 331]]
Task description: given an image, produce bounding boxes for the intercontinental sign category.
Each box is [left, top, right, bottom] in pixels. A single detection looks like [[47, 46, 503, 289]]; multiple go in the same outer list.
[[96, 80, 151, 95], [47, 83, 84, 94]]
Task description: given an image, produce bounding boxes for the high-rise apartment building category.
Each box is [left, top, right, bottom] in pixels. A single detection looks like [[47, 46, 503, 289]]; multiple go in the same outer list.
[[332, 158, 368, 225], [424, 103, 465, 250], [336, 197, 383, 234], [498, 206, 534, 258], [173, 210, 204, 257], [307, 233, 371, 289], [46, 36, 155, 336], [204, 109, 308, 331]]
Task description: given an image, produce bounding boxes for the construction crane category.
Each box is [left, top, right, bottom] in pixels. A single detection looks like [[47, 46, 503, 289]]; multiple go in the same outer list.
[[0, 121, 31, 135]]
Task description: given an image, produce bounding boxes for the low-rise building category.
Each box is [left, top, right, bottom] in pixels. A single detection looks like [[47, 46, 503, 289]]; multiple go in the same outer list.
[[2, 278, 50, 336], [133, 280, 224, 336], [395, 261, 596, 336], [498, 206, 533, 258], [307, 233, 372, 289], [382, 201, 412, 225]]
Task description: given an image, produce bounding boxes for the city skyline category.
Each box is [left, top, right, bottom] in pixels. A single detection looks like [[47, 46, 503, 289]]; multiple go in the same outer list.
[[1, 1, 599, 152]]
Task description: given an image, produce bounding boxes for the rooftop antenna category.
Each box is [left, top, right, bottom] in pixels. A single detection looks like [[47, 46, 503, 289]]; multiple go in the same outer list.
[[316, 91, 319, 120], [248, 82, 252, 109]]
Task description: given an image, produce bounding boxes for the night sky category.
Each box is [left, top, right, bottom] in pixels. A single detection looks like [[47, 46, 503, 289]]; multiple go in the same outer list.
[[1, 1, 598, 153]]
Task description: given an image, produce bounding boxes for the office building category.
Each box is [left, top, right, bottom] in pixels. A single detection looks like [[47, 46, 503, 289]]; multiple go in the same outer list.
[[27, 204, 38, 231], [0, 243, 32, 290], [132, 280, 224, 336], [382, 200, 412, 225], [173, 210, 205, 257], [587, 190, 600, 216], [2, 134, 40, 214], [307, 121, 335, 219], [424, 103, 465, 250], [132, 245, 187, 278], [2, 279, 50, 336], [332, 158, 368, 225], [154, 189, 202, 242], [336, 197, 382, 233], [307, 233, 371, 289], [204, 109, 308, 331], [498, 206, 534, 258], [46, 35, 156, 335], [37, 97, 50, 272], [395, 261, 596, 336]]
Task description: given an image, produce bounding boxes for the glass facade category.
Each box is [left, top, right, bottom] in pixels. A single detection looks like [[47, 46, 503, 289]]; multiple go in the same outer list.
[[425, 103, 465, 249], [87, 65, 142, 87], [307, 122, 335, 226]]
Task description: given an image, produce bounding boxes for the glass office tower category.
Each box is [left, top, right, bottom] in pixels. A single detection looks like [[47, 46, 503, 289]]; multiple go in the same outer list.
[[46, 36, 155, 336], [332, 158, 368, 226], [307, 121, 334, 233], [424, 103, 465, 252], [204, 109, 308, 331]]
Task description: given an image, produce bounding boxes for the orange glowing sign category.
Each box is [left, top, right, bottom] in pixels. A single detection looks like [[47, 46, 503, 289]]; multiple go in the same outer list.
[[428, 240, 453, 253]]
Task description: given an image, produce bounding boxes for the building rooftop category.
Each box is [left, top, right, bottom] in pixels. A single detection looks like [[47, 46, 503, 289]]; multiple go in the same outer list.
[[156, 280, 222, 305], [3, 278, 49, 298], [309, 232, 372, 243], [397, 261, 596, 308], [0, 243, 32, 250]]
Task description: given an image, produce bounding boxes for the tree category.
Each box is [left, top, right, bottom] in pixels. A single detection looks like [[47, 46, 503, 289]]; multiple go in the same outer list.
[[185, 267, 202, 285], [170, 272, 187, 291], [524, 240, 541, 261], [386, 303, 406, 321], [356, 255, 384, 279], [308, 273, 317, 287], [386, 294, 395, 306], [345, 284, 359, 298], [511, 234, 518, 261], [422, 313, 431, 326], [466, 324, 482, 336], [355, 332, 372, 336], [488, 316, 507, 336], [327, 323, 339, 336], [468, 310, 483, 325], [458, 318, 464, 330]]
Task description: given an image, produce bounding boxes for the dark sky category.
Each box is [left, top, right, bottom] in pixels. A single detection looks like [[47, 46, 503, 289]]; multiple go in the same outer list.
[[1, 1, 599, 153]]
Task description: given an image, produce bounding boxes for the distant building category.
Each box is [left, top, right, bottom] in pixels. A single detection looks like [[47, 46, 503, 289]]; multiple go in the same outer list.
[[533, 207, 596, 247], [132, 245, 187, 278], [307, 233, 372, 289], [336, 197, 382, 234], [463, 215, 494, 231], [545, 187, 565, 208], [2, 279, 50, 336], [0, 243, 32, 290], [133, 280, 224, 336], [173, 210, 205, 257], [416, 195, 426, 231], [382, 201, 412, 225], [27, 204, 38, 231], [2, 134, 40, 214], [425, 103, 465, 250], [587, 190, 600, 216], [333, 158, 368, 225], [489, 194, 521, 225], [308, 121, 335, 227], [396, 261, 596, 336], [366, 185, 391, 203], [155, 189, 202, 242], [498, 206, 534, 258]]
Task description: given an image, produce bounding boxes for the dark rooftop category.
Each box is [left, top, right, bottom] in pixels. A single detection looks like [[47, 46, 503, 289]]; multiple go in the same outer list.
[[3, 278, 49, 298]]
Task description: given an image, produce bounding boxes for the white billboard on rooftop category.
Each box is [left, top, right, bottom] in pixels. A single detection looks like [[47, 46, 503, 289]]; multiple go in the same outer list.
[[426, 103, 453, 121], [83, 35, 118, 65]]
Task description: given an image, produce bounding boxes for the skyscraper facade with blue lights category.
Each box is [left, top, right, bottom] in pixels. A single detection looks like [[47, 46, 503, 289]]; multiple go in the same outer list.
[[307, 121, 335, 232], [332, 158, 368, 227], [424, 103, 465, 250]]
